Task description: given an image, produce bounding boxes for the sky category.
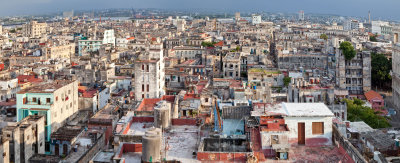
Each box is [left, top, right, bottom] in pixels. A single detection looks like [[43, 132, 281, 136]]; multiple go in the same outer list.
[[0, 0, 399, 20]]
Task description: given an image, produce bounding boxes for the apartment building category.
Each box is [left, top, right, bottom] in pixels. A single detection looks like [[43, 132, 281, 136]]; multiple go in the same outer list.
[[223, 52, 241, 79], [78, 39, 102, 56], [43, 44, 74, 59], [0, 78, 20, 101], [336, 50, 371, 95], [134, 59, 164, 101], [16, 80, 79, 144], [23, 21, 47, 38]]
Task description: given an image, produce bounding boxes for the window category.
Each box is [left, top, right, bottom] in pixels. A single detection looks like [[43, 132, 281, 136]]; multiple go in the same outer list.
[[147, 84, 149, 92], [146, 65, 149, 72], [142, 64, 144, 70], [142, 84, 145, 92], [46, 98, 50, 103], [312, 122, 324, 135], [33, 98, 37, 102], [271, 135, 279, 144], [142, 94, 145, 99], [70, 102, 72, 107], [205, 98, 209, 103]]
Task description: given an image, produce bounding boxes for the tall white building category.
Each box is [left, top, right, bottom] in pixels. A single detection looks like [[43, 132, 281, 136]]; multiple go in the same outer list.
[[23, 21, 47, 38], [344, 20, 363, 31], [63, 10, 74, 18], [298, 10, 305, 21], [371, 21, 392, 35], [252, 14, 262, 25], [235, 12, 241, 22], [103, 29, 116, 46], [134, 44, 165, 101]]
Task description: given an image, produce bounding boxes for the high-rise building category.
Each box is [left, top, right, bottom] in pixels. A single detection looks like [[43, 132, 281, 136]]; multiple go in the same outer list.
[[252, 14, 262, 25], [63, 10, 74, 18], [344, 20, 363, 31], [22, 21, 47, 38], [16, 80, 79, 146], [298, 10, 305, 21], [103, 29, 116, 46], [336, 49, 371, 95], [134, 44, 165, 101], [235, 12, 241, 22], [371, 21, 392, 35]]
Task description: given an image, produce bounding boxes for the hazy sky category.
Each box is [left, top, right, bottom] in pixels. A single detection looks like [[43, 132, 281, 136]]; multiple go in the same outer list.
[[0, 0, 399, 20]]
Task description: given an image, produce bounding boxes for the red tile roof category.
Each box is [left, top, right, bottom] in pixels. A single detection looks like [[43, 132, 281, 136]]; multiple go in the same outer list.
[[17, 75, 42, 84], [214, 41, 224, 47], [364, 90, 383, 101]]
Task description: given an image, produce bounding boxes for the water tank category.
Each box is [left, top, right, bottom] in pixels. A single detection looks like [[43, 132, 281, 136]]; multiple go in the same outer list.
[[142, 128, 162, 162], [154, 101, 171, 129]]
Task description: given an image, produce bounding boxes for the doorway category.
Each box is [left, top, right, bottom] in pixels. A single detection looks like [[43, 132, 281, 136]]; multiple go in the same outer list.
[[298, 122, 305, 145]]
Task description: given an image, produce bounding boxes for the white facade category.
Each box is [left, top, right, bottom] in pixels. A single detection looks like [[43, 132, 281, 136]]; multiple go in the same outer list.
[[0, 78, 20, 101], [103, 29, 116, 46], [282, 103, 334, 146], [252, 14, 262, 25], [372, 21, 390, 35]]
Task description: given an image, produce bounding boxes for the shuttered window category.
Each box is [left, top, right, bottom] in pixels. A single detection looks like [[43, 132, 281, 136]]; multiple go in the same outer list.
[[312, 122, 324, 135]]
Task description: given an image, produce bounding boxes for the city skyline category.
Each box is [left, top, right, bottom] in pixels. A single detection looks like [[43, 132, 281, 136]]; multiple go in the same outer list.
[[0, 0, 399, 21]]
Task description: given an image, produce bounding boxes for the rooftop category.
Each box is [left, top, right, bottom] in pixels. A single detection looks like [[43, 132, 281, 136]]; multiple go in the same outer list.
[[365, 90, 384, 101], [92, 151, 115, 162], [348, 121, 374, 133], [165, 125, 199, 162], [18, 80, 75, 94], [288, 145, 352, 162], [125, 122, 153, 136], [282, 103, 334, 117]]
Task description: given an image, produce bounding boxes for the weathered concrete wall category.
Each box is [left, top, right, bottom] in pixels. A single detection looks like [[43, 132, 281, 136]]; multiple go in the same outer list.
[[0, 140, 10, 163], [76, 133, 105, 163], [332, 125, 367, 163], [20, 125, 33, 163], [284, 116, 332, 146]]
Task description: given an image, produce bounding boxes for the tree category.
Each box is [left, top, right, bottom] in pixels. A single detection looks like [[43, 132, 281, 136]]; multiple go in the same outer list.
[[339, 41, 356, 60], [345, 99, 391, 129], [283, 77, 291, 87], [370, 35, 378, 42], [201, 41, 215, 47], [9, 29, 16, 33], [320, 34, 328, 40], [371, 53, 392, 88]]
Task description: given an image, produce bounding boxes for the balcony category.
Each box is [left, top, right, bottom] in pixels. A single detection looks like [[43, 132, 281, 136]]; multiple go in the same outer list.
[[22, 101, 54, 109]]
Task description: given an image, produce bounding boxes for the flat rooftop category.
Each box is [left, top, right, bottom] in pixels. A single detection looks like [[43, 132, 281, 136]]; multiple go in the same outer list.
[[282, 103, 334, 117], [126, 122, 153, 136], [165, 125, 199, 162], [92, 151, 115, 162], [18, 80, 75, 94], [288, 145, 351, 162], [121, 152, 141, 162]]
